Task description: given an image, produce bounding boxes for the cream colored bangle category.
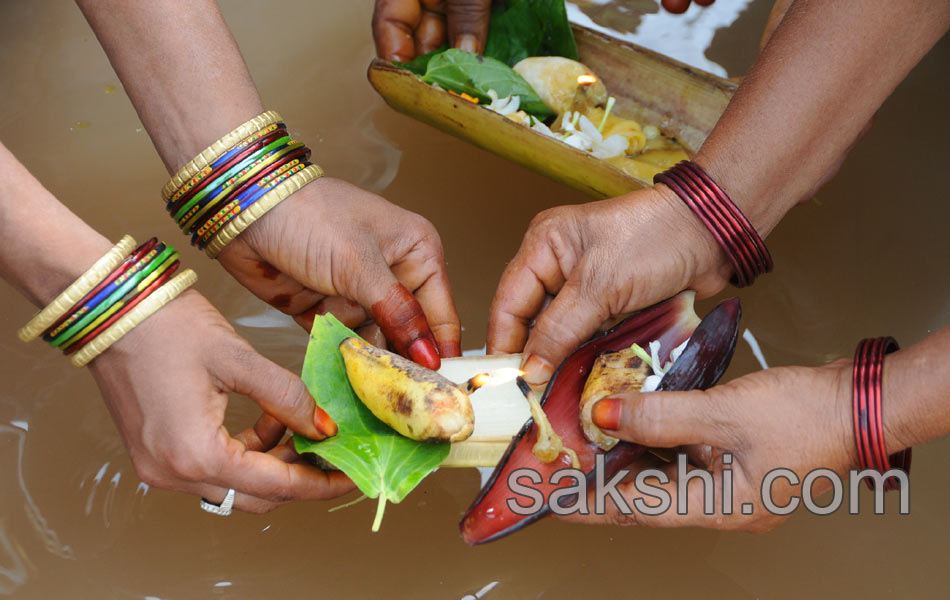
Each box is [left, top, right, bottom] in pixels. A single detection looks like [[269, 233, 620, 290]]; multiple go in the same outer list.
[[71, 269, 198, 367], [161, 110, 284, 203], [17, 235, 138, 342], [204, 164, 324, 259]]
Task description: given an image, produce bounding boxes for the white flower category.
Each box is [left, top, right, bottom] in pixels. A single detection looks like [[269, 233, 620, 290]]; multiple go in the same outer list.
[[560, 111, 628, 159], [486, 89, 521, 116], [639, 338, 690, 393]]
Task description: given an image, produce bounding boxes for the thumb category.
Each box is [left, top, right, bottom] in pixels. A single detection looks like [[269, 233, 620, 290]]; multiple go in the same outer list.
[[228, 348, 337, 441], [521, 278, 607, 384], [351, 259, 442, 370], [590, 389, 728, 448], [446, 0, 492, 53]]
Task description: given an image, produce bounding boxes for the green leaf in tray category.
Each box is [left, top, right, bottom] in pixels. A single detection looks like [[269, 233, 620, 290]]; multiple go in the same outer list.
[[484, 0, 580, 67], [293, 314, 449, 532], [393, 45, 447, 75], [421, 49, 553, 117]]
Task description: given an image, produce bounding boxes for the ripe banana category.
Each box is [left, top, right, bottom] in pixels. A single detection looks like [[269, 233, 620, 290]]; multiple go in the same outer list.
[[339, 337, 474, 443], [578, 346, 650, 450]]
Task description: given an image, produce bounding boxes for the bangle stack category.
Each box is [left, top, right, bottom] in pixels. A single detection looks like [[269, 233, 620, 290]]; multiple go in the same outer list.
[[17, 236, 197, 367], [852, 337, 912, 491], [161, 110, 324, 258], [654, 161, 773, 287]]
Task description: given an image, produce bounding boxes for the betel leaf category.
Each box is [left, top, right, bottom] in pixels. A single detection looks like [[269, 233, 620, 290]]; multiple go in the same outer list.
[[421, 49, 553, 117], [293, 314, 449, 531], [393, 45, 448, 75], [484, 0, 580, 67]]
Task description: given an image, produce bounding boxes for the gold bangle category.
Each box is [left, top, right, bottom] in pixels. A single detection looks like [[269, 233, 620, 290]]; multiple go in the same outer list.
[[161, 110, 284, 203], [71, 269, 198, 367], [18, 235, 137, 342], [204, 164, 324, 259]]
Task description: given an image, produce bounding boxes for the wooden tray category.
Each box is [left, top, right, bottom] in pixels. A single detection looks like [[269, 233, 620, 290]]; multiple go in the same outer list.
[[368, 24, 737, 199]]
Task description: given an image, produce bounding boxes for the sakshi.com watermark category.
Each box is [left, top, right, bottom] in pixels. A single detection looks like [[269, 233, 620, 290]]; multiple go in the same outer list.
[[506, 453, 910, 517]]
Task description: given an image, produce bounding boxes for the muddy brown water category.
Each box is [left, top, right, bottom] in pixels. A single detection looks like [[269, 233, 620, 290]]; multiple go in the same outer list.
[[1, 1, 948, 598]]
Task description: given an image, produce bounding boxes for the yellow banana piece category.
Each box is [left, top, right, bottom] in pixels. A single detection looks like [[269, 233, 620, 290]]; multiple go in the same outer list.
[[339, 337, 474, 443], [578, 347, 650, 450]]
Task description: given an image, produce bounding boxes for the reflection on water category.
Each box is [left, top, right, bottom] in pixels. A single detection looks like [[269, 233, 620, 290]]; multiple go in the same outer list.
[[0, 0, 947, 598]]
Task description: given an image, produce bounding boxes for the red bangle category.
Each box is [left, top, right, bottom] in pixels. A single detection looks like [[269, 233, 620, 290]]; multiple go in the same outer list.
[[654, 161, 773, 287], [852, 336, 911, 491]]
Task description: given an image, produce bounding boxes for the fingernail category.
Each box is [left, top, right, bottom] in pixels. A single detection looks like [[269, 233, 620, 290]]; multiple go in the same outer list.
[[592, 397, 622, 431], [521, 354, 554, 385], [314, 406, 338, 438], [441, 340, 462, 359], [456, 34, 478, 53], [408, 338, 441, 370]]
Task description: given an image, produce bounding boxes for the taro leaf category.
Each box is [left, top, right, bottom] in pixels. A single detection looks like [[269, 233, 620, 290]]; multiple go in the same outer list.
[[422, 49, 553, 117], [484, 0, 579, 67], [393, 45, 447, 75], [293, 314, 448, 531]]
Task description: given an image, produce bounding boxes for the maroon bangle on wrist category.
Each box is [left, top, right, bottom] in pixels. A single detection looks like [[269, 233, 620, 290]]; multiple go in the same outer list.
[[654, 160, 773, 287], [852, 336, 912, 491]]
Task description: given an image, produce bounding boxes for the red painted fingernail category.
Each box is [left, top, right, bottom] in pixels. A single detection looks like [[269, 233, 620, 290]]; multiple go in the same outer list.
[[408, 338, 441, 370], [313, 406, 338, 438], [592, 397, 622, 431]]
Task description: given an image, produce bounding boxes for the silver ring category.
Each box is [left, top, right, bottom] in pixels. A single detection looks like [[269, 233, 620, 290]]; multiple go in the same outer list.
[[199, 488, 236, 516]]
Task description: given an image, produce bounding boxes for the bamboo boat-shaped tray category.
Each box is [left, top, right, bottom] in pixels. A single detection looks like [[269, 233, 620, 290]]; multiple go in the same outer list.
[[368, 24, 737, 199]]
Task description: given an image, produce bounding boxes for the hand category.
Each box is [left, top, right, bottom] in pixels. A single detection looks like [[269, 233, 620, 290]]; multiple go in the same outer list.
[[565, 362, 858, 532], [660, 0, 715, 14], [88, 290, 354, 513], [216, 177, 460, 369], [373, 0, 492, 62], [487, 186, 731, 384]]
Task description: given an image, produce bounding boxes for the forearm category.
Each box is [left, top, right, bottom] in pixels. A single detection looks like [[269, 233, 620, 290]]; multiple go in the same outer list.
[[695, 0, 949, 236], [882, 327, 950, 452], [75, 0, 264, 174], [0, 141, 112, 306]]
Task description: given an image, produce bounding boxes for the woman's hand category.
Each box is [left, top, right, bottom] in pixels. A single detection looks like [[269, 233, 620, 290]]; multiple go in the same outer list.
[[373, 0, 492, 62], [487, 186, 731, 384], [564, 362, 858, 533], [216, 177, 461, 369], [89, 290, 355, 513]]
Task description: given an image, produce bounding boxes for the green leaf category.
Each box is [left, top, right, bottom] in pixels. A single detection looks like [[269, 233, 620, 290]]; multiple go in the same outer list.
[[393, 45, 448, 76], [484, 0, 580, 67], [421, 49, 553, 118], [293, 314, 448, 532]]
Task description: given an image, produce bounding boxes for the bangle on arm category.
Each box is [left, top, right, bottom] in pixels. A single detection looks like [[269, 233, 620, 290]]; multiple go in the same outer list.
[[17, 236, 197, 367], [852, 337, 912, 491], [654, 161, 773, 287], [161, 110, 324, 259]]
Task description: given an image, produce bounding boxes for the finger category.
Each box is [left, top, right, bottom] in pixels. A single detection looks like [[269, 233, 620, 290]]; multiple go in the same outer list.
[[445, 0, 492, 53], [590, 390, 730, 448], [416, 4, 447, 56], [223, 347, 338, 440], [186, 480, 282, 515], [233, 413, 286, 452], [695, 0, 715, 6], [215, 437, 356, 502], [373, 0, 423, 62], [407, 266, 461, 359], [520, 276, 609, 384], [219, 255, 325, 317], [362, 273, 442, 370], [486, 239, 565, 357], [660, 0, 691, 13], [356, 322, 389, 349]]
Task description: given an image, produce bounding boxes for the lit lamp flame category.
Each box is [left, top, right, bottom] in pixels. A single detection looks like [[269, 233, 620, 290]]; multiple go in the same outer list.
[[577, 74, 598, 86], [463, 367, 525, 393]]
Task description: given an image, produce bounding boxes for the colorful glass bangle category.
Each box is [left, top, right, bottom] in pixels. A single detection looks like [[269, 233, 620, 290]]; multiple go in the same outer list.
[[71, 269, 198, 367], [852, 336, 911, 491], [41, 238, 158, 340], [654, 161, 772, 287], [162, 110, 283, 202], [18, 236, 137, 342], [48, 244, 175, 348], [204, 163, 324, 259], [65, 261, 181, 355], [167, 128, 288, 216]]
